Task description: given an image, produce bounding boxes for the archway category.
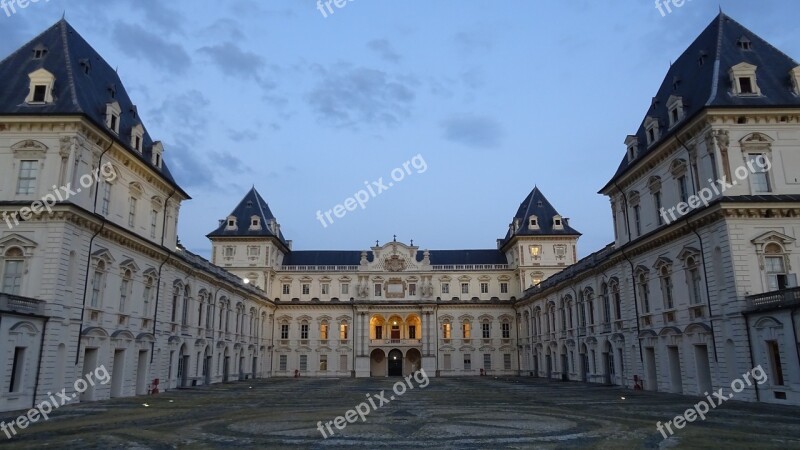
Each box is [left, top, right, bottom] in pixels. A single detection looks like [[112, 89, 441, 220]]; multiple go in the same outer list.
[[370, 349, 387, 377], [177, 344, 189, 388], [387, 349, 403, 376], [405, 348, 421, 376]]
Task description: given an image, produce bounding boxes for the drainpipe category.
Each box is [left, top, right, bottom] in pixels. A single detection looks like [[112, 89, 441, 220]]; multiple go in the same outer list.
[[351, 302, 356, 378], [150, 189, 177, 364], [515, 306, 522, 375], [612, 181, 644, 366], [676, 132, 719, 362], [74, 139, 114, 365], [434, 302, 439, 376], [31, 315, 50, 409]]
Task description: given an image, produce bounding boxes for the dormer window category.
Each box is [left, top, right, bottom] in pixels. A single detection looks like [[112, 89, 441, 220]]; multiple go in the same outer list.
[[105, 102, 121, 134], [528, 215, 539, 230], [553, 215, 563, 230], [250, 215, 261, 231], [25, 68, 55, 104], [625, 135, 638, 162], [790, 66, 800, 96], [32, 45, 48, 59], [729, 62, 761, 96], [644, 117, 660, 146], [736, 36, 752, 51], [226, 216, 238, 230], [151, 141, 164, 168], [667, 95, 684, 128], [698, 50, 708, 67], [130, 124, 144, 153], [108, 84, 117, 99], [79, 59, 91, 75]]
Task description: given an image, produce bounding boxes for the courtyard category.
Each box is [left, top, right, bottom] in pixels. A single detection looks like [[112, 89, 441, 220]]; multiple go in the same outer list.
[[2, 376, 799, 449]]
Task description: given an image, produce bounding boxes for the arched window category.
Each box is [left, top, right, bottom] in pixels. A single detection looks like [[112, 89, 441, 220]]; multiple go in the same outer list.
[[339, 321, 349, 340], [601, 283, 611, 324], [143, 275, 154, 316], [171, 283, 181, 323], [462, 319, 471, 339], [764, 243, 789, 291], [659, 265, 674, 310], [585, 289, 595, 325], [197, 291, 206, 328], [320, 320, 329, 340], [611, 281, 622, 321], [638, 272, 650, 313], [2, 247, 24, 295], [181, 285, 191, 326], [442, 320, 451, 339]]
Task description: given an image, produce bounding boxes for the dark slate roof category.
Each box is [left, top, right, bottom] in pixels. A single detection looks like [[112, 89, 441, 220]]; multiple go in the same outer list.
[[601, 13, 800, 193], [499, 186, 581, 248], [281, 249, 507, 267], [206, 187, 288, 243], [521, 243, 616, 298], [0, 19, 188, 198]]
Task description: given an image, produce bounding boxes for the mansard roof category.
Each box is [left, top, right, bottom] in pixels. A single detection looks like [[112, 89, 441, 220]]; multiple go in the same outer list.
[[207, 187, 288, 243], [499, 186, 580, 248], [0, 19, 188, 198], [602, 13, 800, 192]]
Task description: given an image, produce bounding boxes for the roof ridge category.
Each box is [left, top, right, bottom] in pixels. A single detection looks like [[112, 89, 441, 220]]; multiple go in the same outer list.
[[59, 20, 82, 112], [705, 13, 726, 105]]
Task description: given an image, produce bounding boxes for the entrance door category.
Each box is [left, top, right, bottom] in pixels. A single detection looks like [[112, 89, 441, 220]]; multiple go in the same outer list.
[[387, 349, 403, 376]]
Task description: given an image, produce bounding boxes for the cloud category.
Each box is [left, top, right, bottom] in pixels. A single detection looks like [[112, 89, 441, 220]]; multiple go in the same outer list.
[[200, 19, 245, 41], [112, 22, 191, 74], [164, 141, 219, 190], [306, 64, 417, 128], [367, 39, 401, 63], [198, 42, 276, 90], [226, 128, 260, 142], [441, 115, 503, 149], [209, 150, 252, 173], [453, 30, 494, 55], [461, 67, 485, 89], [125, 0, 185, 34], [148, 90, 210, 139]]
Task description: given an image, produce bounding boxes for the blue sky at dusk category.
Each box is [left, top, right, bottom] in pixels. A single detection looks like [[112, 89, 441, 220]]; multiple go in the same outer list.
[[2, 1, 799, 258]]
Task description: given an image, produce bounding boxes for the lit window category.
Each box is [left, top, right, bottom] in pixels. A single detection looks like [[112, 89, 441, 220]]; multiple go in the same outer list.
[[320, 323, 329, 340], [339, 323, 348, 340], [529, 245, 542, 259], [442, 322, 451, 339], [462, 321, 471, 338]]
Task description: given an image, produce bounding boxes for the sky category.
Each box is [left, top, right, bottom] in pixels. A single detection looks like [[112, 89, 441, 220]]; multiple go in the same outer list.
[[1, 0, 799, 259]]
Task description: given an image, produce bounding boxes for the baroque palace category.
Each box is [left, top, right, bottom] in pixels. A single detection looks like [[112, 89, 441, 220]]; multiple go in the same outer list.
[[1, 13, 799, 413]]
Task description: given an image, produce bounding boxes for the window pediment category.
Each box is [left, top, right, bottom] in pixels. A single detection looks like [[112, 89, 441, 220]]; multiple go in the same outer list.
[[11, 140, 48, 158], [119, 258, 140, 273], [751, 231, 795, 248], [677, 246, 701, 261], [0, 234, 37, 256], [653, 256, 672, 270]]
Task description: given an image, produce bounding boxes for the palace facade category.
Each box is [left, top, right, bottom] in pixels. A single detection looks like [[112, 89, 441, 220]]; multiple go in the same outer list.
[[1, 13, 799, 413]]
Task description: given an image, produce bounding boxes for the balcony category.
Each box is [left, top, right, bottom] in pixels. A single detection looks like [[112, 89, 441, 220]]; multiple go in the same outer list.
[[746, 287, 800, 312], [370, 339, 421, 347], [0, 293, 45, 316]]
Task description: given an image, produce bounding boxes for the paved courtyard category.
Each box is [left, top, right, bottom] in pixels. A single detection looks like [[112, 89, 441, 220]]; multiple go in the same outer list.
[[2, 376, 800, 449]]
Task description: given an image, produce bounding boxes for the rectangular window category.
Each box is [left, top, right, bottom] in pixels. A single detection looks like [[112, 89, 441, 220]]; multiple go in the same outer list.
[[408, 283, 416, 296], [739, 77, 754, 94], [633, 205, 642, 236], [504, 353, 512, 370], [765, 256, 787, 291], [9, 347, 25, 393], [654, 192, 663, 225], [101, 182, 111, 216], [442, 323, 451, 339], [321, 283, 329, 295], [301, 324, 309, 339], [279, 355, 287, 371], [320, 355, 328, 371], [2, 260, 23, 295], [224, 246, 235, 257], [443, 354, 452, 370], [248, 246, 260, 257], [464, 354, 471, 370], [554, 245, 567, 258], [341, 283, 349, 295], [529, 245, 542, 259], [280, 324, 289, 340], [408, 325, 416, 339], [32, 85, 47, 102], [502, 323, 510, 339], [678, 176, 689, 203], [299, 355, 308, 372], [748, 154, 771, 193], [302, 284, 310, 295], [128, 197, 137, 227], [340, 323, 348, 340], [340, 354, 348, 371], [374, 283, 382, 297], [462, 322, 471, 338], [688, 267, 702, 304], [461, 283, 469, 294], [91, 270, 103, 307], [483, 353, 491, 370], [120, 279, 129, 312], [500, 282, 508, 294], [375, 325, 383, 340], [709, 152, 719, 183], [150, 210, 158, 238], [320, 324, 328, 340], [282, 284, 290, 295], [441, 283, 449, 294], [482, 322, 490, 339], [480, 282, 489, 294], [16, 161, 38, 195], [662, 276, 674, 309]]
